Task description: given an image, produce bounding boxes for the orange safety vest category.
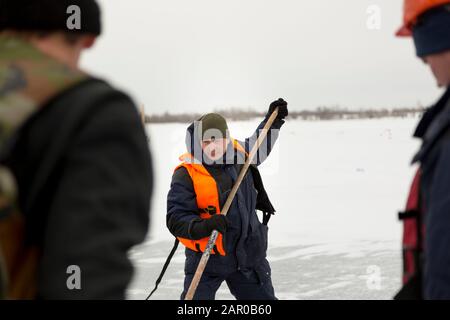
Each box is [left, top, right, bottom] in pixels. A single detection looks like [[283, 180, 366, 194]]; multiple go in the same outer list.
[[174, 139, 247, 256]]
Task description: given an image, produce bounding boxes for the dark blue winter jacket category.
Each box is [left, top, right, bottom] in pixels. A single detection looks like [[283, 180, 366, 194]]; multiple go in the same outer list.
[[412, 87, 450, 299], [166, 117, 284, 278]]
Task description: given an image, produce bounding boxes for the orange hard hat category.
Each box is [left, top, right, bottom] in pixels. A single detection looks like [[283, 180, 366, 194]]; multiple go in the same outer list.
[[396, 0, 450, 36]]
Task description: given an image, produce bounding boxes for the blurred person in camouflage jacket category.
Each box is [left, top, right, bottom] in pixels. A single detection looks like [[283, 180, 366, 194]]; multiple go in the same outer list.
[[0, 0, 152, 299]]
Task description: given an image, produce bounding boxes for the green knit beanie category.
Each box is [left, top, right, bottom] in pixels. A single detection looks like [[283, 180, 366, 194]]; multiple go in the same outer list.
[[198, 113, 228, 141]]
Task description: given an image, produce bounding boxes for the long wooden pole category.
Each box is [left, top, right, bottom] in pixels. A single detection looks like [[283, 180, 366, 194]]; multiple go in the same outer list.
[[184, 107, 279, 300]]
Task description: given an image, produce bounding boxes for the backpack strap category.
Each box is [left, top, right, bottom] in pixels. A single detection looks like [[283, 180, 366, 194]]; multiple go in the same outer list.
[[145, 238, 179, 300]]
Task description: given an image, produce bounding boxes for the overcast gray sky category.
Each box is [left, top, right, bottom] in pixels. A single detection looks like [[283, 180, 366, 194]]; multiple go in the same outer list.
[[81, 0, 444, 115]]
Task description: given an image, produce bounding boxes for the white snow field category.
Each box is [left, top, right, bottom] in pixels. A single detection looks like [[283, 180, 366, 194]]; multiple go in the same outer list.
[[127, 117, 422, 300]]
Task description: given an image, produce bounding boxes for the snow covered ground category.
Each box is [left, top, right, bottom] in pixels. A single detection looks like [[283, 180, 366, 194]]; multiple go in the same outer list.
[[127, 117, 422, 300]]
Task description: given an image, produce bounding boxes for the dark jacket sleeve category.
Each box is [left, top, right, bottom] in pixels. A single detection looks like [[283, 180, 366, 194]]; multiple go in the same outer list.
[[37, 93, 152, 299], [166, 167, 201, 239], [424, 137, 450, 299], [237, 117, 285, 166]]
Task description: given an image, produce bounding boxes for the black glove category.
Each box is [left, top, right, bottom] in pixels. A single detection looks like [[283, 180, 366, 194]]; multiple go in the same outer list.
[[266, 98, 288, 120], [189, 214, 230, 240]]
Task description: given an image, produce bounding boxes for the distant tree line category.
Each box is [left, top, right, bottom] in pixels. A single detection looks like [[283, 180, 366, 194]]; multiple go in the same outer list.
[[143, 106, 426, 124]]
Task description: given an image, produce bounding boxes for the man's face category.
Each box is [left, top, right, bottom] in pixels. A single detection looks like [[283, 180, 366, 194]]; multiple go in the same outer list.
[[201, 138, 229, 161], [423, 50, 450, 87]]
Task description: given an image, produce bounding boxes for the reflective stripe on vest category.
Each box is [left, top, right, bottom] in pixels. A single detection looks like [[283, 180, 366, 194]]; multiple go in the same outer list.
[[174, 139, 248, 256]]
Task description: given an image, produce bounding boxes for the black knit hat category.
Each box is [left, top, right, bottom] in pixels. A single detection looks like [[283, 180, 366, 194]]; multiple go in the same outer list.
[[0, 0, 102, 35]]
